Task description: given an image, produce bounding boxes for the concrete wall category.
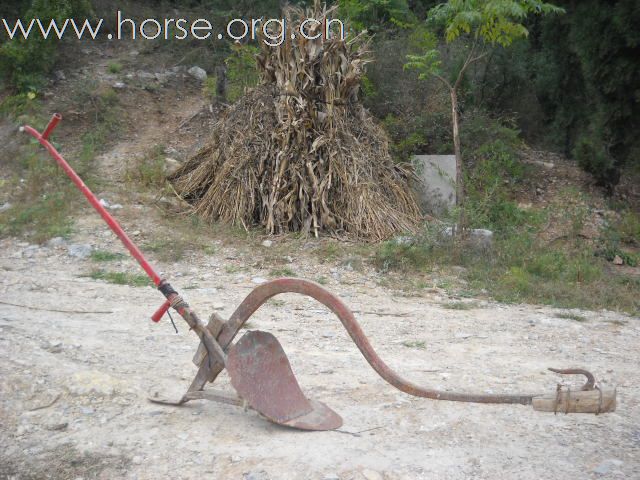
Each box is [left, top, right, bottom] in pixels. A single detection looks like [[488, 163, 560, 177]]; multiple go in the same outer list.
[[413, 154, 456, 215]]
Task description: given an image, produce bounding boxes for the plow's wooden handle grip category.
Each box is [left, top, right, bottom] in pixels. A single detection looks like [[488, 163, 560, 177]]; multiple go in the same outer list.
[[151, 300, 171, 323], [532, 389, 617, 413]]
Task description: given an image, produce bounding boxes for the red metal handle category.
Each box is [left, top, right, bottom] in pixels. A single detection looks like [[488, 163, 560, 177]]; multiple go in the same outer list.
[[22, 113, 163, 287], [41, 112, 62, 140], [151, 300, 171, 323]]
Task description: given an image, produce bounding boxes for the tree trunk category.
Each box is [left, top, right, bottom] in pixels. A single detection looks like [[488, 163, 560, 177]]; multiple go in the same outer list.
[[450, 87, 465, 232]]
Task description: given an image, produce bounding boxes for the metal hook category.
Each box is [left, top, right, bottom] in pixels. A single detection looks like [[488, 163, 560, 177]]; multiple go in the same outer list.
[[548, 368, 596, 391]]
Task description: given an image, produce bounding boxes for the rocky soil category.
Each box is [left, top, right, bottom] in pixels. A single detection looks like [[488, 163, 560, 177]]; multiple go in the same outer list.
[[1, 224, 639, 479]]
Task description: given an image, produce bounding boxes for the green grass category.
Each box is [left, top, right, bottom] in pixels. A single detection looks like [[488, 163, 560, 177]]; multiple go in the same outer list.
[[90, 250, 124, 262], [126, 144, 166, 189], [107, 62, 123, 74], [143, 238, 187, 262], [0, 84, 121, 244], [88, 270, 151, 287], [269, 267, 296, 277], [373, 137, 640, 315]]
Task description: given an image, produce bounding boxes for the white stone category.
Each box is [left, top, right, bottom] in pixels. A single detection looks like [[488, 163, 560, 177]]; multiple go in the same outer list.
[[68, 244, 92, 259], [188, 66, 207, 82]]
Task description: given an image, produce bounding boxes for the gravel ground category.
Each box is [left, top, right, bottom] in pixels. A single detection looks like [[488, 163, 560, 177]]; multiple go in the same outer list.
[[1, 226, 638, 480]]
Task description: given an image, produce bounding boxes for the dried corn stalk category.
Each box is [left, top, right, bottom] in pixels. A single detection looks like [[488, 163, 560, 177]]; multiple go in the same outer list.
[[169, 3, 420, 241]]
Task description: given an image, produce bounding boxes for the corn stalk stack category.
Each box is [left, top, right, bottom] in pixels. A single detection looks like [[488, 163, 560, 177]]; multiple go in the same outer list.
[[169, 4, 421, 240]]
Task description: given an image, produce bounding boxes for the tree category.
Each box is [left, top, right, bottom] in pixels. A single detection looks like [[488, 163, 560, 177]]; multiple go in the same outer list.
[[404, 0, 562, 228]]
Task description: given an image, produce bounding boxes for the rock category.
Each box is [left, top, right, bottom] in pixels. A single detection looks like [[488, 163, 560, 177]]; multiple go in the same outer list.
[[109, 204, 123, 210], [454, 332, 473, 339], [164, 157, 181, 175], [132, 456, 143, 465], [68, 244, 93, 259], [613, 255, 623, 265], [136, 71, 155, 79], [45, 420, 68, 431], [99, 198, 110, 207], [261, 240, 273, 248], [469, 229, 493, 249], [393, 236, 413, 245], [46, 237, 66, 248], [251, 277, 268, 284], [342, 256, 363, 271], [113, 82, 126, 89], [243, 471, 269, 480], [188, 66, 208, 82], [451, 265, 467, 275], [0, 202, 11, 212], [593, 458, 623, 475], [361, 470, 384, 480], [43, 341, 63, 353], [54, 70, 66, 81]]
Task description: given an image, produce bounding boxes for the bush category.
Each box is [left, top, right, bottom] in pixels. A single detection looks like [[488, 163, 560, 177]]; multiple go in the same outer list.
[[0, 0, 93, 92], [224, 43, 259, 102], [573, 134, 619, 194]]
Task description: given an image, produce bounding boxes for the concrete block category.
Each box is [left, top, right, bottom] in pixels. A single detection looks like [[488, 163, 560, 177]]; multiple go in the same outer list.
[[413, 154, 456, 215]]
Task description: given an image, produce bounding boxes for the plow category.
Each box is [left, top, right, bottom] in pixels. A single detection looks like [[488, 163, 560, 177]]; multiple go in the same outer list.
[[21, 113, 617, 431]]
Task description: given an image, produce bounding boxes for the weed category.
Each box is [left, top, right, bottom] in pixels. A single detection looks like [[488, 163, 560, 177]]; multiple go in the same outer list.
[[225, 43, 260, 102], [88, 270, 151, 287], [315, 242, 342, 263], [375, 234, 435, 272], [126, 145, 166, 189], [617, 210, 640, 246], [270, 267, 296, 277], [0, 92, 40, 119], [402, 340, 426, 349], [441, 301, 478, 310], [90, 250, 124, 262], [1, 82, 121, 243], [225, 265, 240, 274], [315, 276, 328, 285], [267, 299, 285, 307], [107, 62, 123, 74], [143, 238, 186, 262], [202, 245, 216, 255], [556, 312, 587, 322]]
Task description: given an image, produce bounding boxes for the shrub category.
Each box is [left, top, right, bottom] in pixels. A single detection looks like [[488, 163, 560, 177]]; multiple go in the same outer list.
[[0, 0, 93, 92], [224, 43, 259, 102]]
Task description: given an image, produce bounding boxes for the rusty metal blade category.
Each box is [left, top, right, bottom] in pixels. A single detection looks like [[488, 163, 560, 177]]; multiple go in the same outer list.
[[227, 330, 342, 431]]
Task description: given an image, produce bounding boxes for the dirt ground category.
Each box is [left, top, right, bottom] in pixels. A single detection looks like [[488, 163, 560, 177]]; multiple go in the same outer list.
[[1, 219, 639, 479], [1, 41, 639, 480]]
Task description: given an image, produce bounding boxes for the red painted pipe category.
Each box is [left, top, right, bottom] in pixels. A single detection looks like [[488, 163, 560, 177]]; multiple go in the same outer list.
[[22, 113, 163, 287], [41, 112, 62, 140], [151, 300, 171, 323]]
